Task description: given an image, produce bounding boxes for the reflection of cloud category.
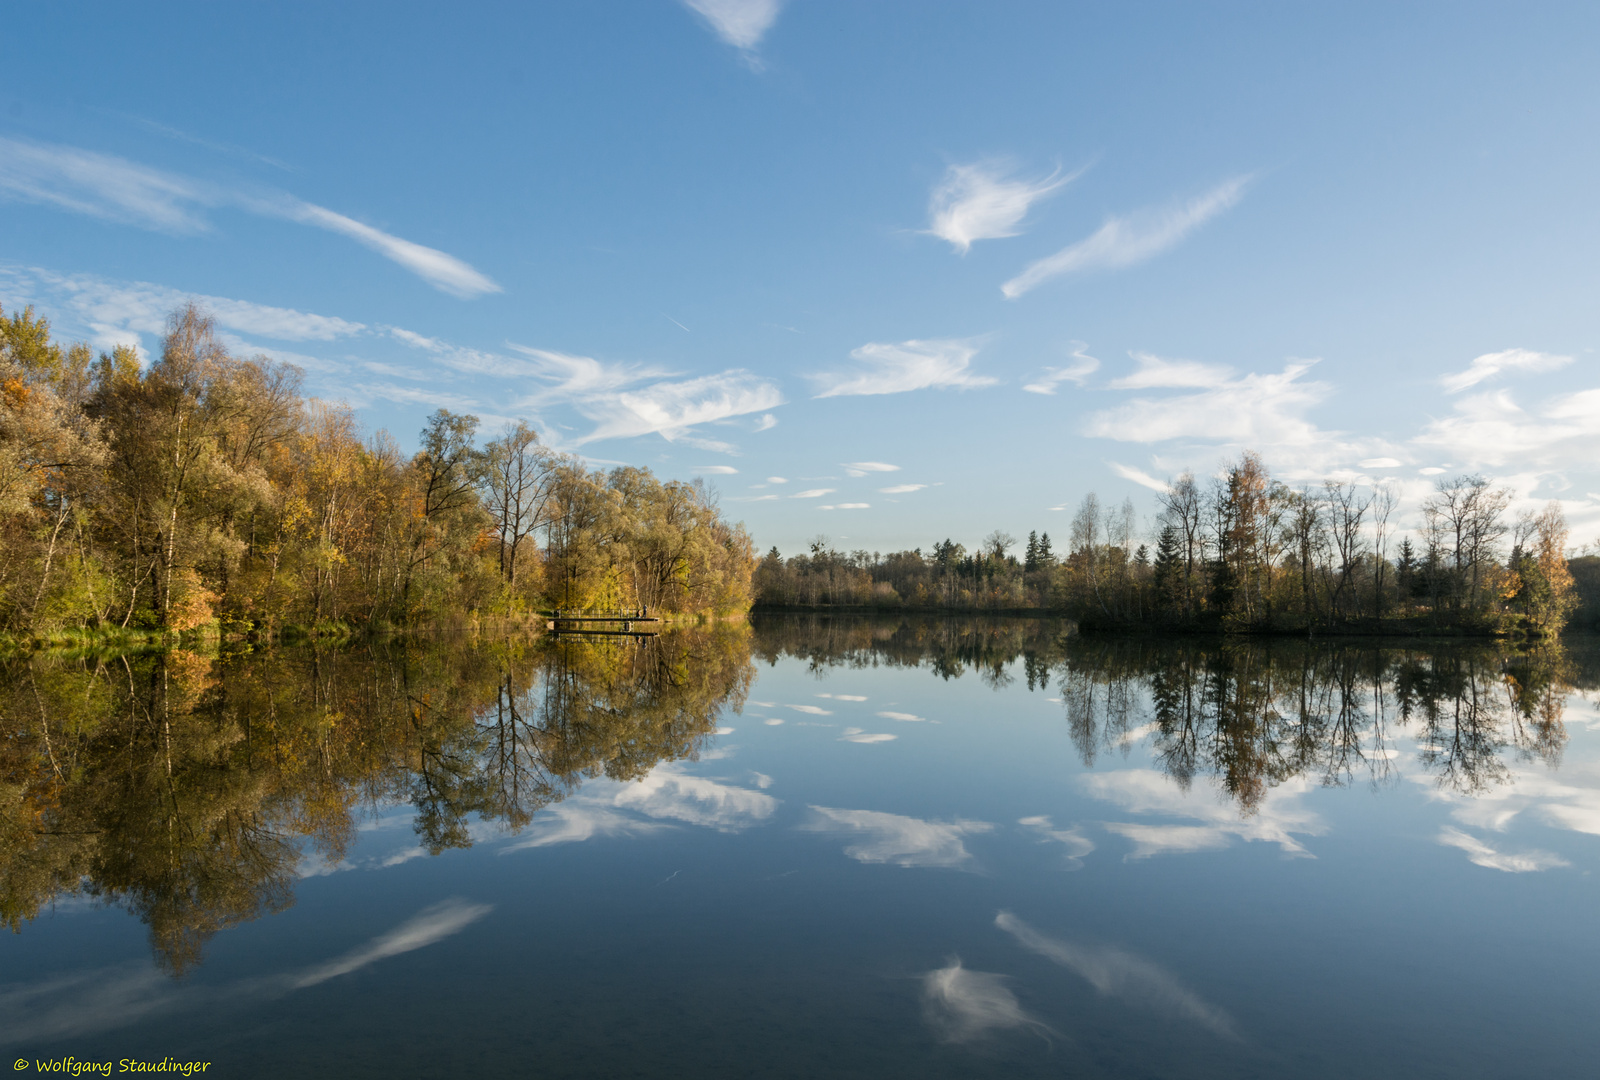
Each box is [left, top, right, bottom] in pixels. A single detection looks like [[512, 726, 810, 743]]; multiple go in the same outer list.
[[921, 959, 1053, 1044], [995, 912, 1238, 1040], [877, 711, 926, 722], [613, 763, 778, 831], [1002, 176, 1249, 299], [293, 899, 492, 988], [1018, 816, 1094, 869], [1436, 828, 1569, 873], [816, 693, 867, 701], [1084, 770, 1324, 858], [0, 899, 491, 1044], [501, 803, 670, 851], [803, 806, 992, 869], [839, 728, 897, 744], [814, 338, 996, 398], [0, 967, 172, 1045], [789, 704, 833, 715]]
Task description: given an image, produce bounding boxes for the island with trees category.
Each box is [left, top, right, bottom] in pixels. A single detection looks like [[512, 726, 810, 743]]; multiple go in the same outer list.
[[0, 303, 755, 646]]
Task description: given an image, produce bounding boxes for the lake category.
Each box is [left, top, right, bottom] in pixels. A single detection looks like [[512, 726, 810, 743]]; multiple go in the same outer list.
[[4, 616, 1598, 1078]]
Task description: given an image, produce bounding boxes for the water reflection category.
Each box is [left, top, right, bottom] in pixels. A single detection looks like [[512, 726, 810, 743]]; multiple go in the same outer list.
[[756, 614, 1591, 809], [4, 614, 1594, 976], [0, 626, 751, 971]]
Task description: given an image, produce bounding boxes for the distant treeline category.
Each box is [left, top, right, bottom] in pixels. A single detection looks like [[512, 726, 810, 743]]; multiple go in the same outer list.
[[0, 304, 755, 638], [755, 452, 1598, 636]]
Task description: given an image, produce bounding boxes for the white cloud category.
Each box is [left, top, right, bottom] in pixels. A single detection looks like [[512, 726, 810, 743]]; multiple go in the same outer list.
[[766, 476, 788, 484], [788, 704, 833, 714], [1022, 341, 1101, 394], [1107, 462, 1171, 493], [754, 412, 778, 431], [695, 465, 740, 474], [0, 136, 210, 232], [791, 488, 834, 499], [764, 718, 784, 725], [1440, 348, 1572, 394], [1083, 770, 1324, 858], [920, 960, 1054, 1044], [612, 763, 778, 831], [821, 502, 870, 510], [995, 912, 1238, 1040], [877, 711, 927, 722], [816, 693, 867, 701], [683, 0, 784, 59], [503, 345, 784, 451], [802, 806, 993, 869], [0, 265, 366, 358], [843, 461, 899, 476], [1002, 176, 1251, 299], [1085, 360, 1332, 448], [0, 137, 499, 297], [292, 899, 492, 988], [879, 483, 927, 494], [815, 338, 997, 398], [1359, 457, 1404, 468], [270, 200, 500, 298], [925, 161, 1075, 254], [1107, 351, 1233, 390], [1017, 816, 1095, 869], [1412, 387, 1600, 470]]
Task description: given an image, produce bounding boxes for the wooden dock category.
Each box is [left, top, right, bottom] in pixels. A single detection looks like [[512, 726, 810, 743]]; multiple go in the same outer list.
[[544, 610, 662, 636]]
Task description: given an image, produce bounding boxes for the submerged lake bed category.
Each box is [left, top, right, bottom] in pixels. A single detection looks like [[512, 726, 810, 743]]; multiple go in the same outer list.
[[4, 617, 1598, 1078]]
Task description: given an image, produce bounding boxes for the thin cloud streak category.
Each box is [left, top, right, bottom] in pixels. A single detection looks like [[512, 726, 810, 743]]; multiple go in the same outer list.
[[0, 136, 499, 297], [1002, 176, 1251, 299], [926, 161, 1079, 254], [1022, 342, 1101, 394], [1441, 348, 1571, 394], [995, 912, 1239, 1039], [814, 338, 996, 398], [921, 960, 1054, 1044]]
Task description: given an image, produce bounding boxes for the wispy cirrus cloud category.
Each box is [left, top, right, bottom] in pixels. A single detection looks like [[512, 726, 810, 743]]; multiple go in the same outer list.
[[926, 161, 1078, 254], [498, 344, 783, 451], [814, 338, 996, 398], [879, 483, 926, 494], [683, 0, 784, 66], [1022, 342, 1101, 394], [1440, 348, 1572, 394], [0, 136, 499, 297], [1085, 359, 1332, 448], [1017, 816, 1095, 869], [1106, 462, 1171, 493], [1002, 176, 1251, 299], [0, 265, 366, 357]]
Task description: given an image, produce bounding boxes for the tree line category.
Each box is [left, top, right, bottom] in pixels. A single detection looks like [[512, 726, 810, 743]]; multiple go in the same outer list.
[[754, 451, 1596, 635], [0, 303, 756, 638]]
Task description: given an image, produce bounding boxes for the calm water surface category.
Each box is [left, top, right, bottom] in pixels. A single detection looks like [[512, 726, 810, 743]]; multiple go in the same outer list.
[[4, 617, 1598, 1078]]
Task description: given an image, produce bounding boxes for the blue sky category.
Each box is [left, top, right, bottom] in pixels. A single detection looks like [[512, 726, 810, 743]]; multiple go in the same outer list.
[[3, 2, 1598, 555]]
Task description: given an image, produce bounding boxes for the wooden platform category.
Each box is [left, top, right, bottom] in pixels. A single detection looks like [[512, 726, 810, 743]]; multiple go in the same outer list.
[[544, 611, 662, 635]]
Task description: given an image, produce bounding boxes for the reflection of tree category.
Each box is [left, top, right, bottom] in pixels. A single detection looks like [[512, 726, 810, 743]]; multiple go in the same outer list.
[[751, 613, 1585, 814], [0, 624, 751, 972]]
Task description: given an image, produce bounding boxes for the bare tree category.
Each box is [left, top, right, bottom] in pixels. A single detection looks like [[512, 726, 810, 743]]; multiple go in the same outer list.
[[480, 421, 558, 587]]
